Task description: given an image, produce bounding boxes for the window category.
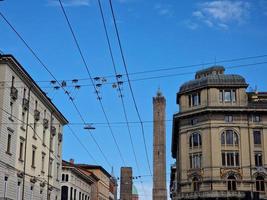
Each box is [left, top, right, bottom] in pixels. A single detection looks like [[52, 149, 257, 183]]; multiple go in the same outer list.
[[56, 163, 60, 181], [19, 139, 24, 161], [41, 152, 45, 173], [33, 122, 37, 139], [21, 112, 26, 129], [190, 153, 202, 169], [221, 130, 238, 145], [189, 133, 202, 148], [219, 89, 236, 103], [227, 175, 237, 191], [66, 174, 69, 182], [225, 115, 233, 123], [188, 92, 201, 107], [62, 174, 65, 181], [222, 152, 239, 167], [49, 158, 53, 177], [191, 118, 198, 125], [70, 187, 73, 200], [17, 181, 21, 200], [256, 176, 265, 192], [192, 177, 200, 192], [255, 152, 263, 166], [253, 130, 261, 145], [30, 185, 34, 200], [10, 101, 14, 119], [4, 176, 8, 198], [6, 133, 12, 154], [252, 115, 261, 122], [31, 146, 36, 168], [43, 129, 46, 146]]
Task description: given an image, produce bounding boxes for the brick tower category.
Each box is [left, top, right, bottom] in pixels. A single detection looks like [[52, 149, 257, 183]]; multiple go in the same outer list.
[[153, 90, 167, 200], [120, 167, 132, 200]]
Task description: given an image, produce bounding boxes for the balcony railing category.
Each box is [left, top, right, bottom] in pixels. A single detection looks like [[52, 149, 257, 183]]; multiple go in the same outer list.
[[22, 98, 29, 111], [43, 118, 49, 129], [34, 110, 40, 121]]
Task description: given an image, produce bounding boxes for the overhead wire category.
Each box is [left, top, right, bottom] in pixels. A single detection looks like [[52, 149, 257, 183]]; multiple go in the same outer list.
[[58, 0, 126, 166], [109, 0, 152, 176], [96, 0, 147, 195], [0, 11, 111, 167]]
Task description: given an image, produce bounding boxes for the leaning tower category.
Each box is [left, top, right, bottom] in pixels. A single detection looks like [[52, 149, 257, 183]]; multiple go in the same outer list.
[[153, 90, 167, 200]]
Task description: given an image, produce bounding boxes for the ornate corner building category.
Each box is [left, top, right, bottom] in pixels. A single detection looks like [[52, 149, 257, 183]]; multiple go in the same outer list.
[[170, 66, 267, 199]]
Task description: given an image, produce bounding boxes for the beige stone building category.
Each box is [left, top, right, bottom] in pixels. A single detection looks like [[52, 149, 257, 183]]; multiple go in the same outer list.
[[0, 54, 68, 199], [76, 164, 117, 200], [171, 66, 267, 199], [61, 159, 99, 200]]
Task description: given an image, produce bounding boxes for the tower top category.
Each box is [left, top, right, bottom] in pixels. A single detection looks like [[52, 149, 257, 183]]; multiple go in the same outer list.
[[156, 87, 163, 97]]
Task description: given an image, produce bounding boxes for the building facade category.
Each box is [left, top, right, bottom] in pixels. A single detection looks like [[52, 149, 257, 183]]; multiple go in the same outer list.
[[61, 160, 98, 200], [76, 164, 117, 200], [0, 54, 68, 199], [153, 90, 167, 200], [171, 66, 267, 199]]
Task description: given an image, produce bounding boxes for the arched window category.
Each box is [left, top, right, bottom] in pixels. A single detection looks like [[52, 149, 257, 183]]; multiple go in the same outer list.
[[256, 176, 265, 192], [189, 133, 202, 148], [227, 175, 237, 191], [221, 130, 238, 145], [62, 174, 65, 181], [66, 174, 69, 182], [192, 177, 200, 192]]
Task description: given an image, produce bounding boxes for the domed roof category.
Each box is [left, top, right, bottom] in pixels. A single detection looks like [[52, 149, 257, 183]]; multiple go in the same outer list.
[[179, 74, 248, 94], [132, 185, 138, 195]]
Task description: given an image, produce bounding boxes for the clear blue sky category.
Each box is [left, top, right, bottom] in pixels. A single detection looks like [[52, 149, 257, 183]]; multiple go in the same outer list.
[[1, 0, 267, 199]]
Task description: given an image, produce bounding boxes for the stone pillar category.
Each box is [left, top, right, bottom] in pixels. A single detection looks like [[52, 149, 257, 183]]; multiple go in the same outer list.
[[120, 167, 132, 200], [153, 90, 167, 200]]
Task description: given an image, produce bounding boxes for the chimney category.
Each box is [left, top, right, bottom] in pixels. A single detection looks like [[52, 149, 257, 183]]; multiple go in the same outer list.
[[69, 158, 74, 164]]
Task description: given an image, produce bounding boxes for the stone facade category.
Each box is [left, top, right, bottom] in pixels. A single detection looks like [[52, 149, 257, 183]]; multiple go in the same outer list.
[[170, 66, 267, 199], [76, 164, 117, 200], [120, 167, 132, 200], [0, 55, 68, 199], [153, 91, 167, 200], [61, 160, 98, 200]]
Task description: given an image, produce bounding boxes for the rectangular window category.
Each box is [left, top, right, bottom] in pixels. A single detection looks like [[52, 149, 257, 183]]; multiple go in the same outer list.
[[189, 153, 202, 169], [41, 152, 45, 173], [222, 152, 239, 167], [21, 112, 26, 130], [253, 130, 261, 145], [6, 133, 12, 154], [33, 122, 37, 139], [10, 101, 13, 119], [43, 129, 46, 146], [255, 152, 263, 166], [219, 89, 236, 103], [56, 163, 60, 181], [189, 92, 201, 107], [252, 115, 261, 122], [19, 140, 24, 161], [225, 115, 233, 122], [31, 146, 36, 168], [4, 176, 8, 198], [49, 158, 53, 177], [191, 118, 198, 125]]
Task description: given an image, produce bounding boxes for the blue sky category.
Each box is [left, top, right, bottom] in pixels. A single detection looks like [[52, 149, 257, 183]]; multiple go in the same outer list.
[[1, 0, 267, 199]]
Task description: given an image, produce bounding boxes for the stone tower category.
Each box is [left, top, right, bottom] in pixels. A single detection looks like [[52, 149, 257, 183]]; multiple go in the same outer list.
[[153, 90, 167, 200], [120, 167, 132, 200]]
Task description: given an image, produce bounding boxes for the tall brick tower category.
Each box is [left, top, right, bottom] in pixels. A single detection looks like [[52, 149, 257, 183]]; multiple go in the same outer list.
[[120, 167, 132, 200], [153, 89, 167, 200]]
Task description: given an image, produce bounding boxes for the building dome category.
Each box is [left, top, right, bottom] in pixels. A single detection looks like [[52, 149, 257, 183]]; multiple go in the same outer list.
[[179, 66, 248, 94]]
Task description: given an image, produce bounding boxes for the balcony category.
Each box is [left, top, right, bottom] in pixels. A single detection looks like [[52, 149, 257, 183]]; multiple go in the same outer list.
[[51, 126, 56, 137], [10, 86, 18, 100], [34, 110, 40, 121], [43, 118, 49, 129], [22, 98, 29, 111]]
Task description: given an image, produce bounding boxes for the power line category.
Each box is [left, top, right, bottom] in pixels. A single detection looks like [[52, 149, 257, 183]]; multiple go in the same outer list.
[[58, 0, 125, 166], [109, 0, 153, 176], [96, 0, 147, 196], [0, 11, 111, 167]]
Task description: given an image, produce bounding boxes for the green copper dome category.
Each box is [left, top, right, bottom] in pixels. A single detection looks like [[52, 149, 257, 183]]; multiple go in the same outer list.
[[132, 185, 138, 195]]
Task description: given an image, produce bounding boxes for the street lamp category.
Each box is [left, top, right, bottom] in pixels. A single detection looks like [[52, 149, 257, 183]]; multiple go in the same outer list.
[[84, 124, 96, 130]]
